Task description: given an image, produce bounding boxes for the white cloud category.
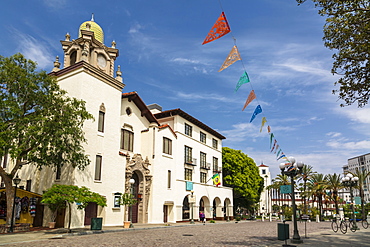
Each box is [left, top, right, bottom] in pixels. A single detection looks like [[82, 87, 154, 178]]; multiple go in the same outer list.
[[327, 140, 370, 150], [326, 132, 342, 138], [171, 58, 200, 64], [10, 28, 54, 69]]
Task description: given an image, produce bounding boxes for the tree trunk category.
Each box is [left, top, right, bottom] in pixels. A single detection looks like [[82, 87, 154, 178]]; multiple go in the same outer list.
[[2, 174, 15, 227], [68, 202, 72, 233]]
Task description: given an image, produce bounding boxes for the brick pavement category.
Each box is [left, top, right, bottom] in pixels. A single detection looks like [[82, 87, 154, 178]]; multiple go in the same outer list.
[[1, 220, 370, 246]]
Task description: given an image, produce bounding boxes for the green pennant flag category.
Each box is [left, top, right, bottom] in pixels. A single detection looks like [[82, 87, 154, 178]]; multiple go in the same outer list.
[[234, 71, 250, 92]]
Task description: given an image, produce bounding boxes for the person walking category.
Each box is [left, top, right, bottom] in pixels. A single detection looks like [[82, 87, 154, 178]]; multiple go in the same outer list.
[[200, 211, 205, 224]]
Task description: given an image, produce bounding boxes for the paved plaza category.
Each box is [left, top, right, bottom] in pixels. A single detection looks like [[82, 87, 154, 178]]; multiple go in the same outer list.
[[1, 220, 370, 246]]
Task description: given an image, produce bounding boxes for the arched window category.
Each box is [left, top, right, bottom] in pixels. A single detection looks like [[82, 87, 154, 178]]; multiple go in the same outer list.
[[70, 50, 77, 65]]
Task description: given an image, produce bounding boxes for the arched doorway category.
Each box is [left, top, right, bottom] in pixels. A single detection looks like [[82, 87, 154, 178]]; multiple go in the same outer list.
[[182, 196, 189, 220], [223, 198, 232, 220], [213, 197, 222, 220], [129, 172, 139, 223]]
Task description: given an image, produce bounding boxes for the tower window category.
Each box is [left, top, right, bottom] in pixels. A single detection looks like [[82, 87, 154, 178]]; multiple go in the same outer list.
[[70, 51, 77, 66]]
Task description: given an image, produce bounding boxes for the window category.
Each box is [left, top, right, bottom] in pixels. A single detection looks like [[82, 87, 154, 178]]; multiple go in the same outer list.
[[200, 172, 207, 183], [56, 166, 61, 180], [185, 168, 192, 181], [95, 155, 102, 181], [212, 138, 218, 149], [168, 170, 171, 189], [121, 129, 134, 151], [200, 132, 206, 143], [213, 157, 219, 172], [262, 169, 266, 175], [185, 123, 192, 137], [200, 152, 207, 168], [26, 180, 32, 191], [163, 137, 172, 155], [184, 146, 193, 164], [98, 103, 105, 132]]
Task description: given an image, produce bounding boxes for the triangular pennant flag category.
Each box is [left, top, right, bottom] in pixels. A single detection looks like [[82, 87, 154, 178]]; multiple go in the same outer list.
[[249, 105, 262, 123], [234, 71, 250, 91], [276, 149, 282, 157], [219, 45, 241, 72], [274, 145, 280, 154], [267, 126, 271, 133], [242, 90, 256, 111], [260, 117, 267, 132], [277, 153, 286, 161], [269, 133, 274, 148], [271, 139, 277, 152], [202, 12, 231, 45]]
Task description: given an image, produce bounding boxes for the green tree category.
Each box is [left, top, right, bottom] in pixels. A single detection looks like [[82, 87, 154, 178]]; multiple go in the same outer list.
[[222, 147, 264, 214], [309, 173, 327, 221], [0, 53, 93, 228], [296, 0, 370, 107], [325, 173, 343, 215], [41, 184, 107, 232], [297, 165, 316, 214]]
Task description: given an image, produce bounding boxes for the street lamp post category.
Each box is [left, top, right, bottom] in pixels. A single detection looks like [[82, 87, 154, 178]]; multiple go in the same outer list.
[[190, 191, 195, 224], [129, 178, 135, 228], [279, 157, 304, 244], [341, 173, 359, 231], [9, 175, 21, 233]]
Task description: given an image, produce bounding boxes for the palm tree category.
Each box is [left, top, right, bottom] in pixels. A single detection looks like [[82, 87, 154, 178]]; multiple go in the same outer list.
[[273, 174, 290, 208], [309, 173, 327, 221], [297, 165, 316, 214], [325, 173, 343, 215], [350, 168, 370, 220]]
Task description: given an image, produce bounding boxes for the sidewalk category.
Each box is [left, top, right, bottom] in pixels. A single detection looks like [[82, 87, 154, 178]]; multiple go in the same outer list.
[[1, 220, 370, 246]]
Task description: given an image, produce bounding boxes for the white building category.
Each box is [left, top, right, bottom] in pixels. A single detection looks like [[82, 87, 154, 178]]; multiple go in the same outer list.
[[258, 164, 271, 215], [4, 17, 233, 228]]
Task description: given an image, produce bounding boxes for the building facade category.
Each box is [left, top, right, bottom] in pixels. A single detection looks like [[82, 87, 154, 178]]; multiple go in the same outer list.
[[1, 17, 233, 228], [258, 164, 271, 215]]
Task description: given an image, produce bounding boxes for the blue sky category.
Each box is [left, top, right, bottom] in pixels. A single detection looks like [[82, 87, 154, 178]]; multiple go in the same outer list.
[[1, 0, 369, 178]]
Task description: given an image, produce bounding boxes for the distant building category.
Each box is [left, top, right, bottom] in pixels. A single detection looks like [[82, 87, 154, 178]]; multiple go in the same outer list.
[[343, 153, 370, 203], [258, 164, 271, 215]]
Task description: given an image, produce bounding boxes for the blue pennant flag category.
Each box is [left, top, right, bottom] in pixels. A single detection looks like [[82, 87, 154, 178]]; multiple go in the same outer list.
[[235, 71, 250, 92], [249, 105, 262, 123]]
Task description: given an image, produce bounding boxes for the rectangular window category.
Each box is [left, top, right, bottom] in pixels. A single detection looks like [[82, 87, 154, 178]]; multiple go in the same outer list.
[[213, 157, 219, 172], [163, 137, 172, 155], [200, 172, 207, 183], [185, 123, 192, 137], [200, 152, 207, 168], [121, 129, 134, 151], [56, 166, 61, 180], [95, 155, 102, 181], [184, 146, 193, 164], [200, 132, 206, 143], [168, 170, 171, 189], [26, 180, 32, 191], [98, 111, 105, 132], [262, 169, 266, 175], [185, 168, 192, 181], [212, 138, 218, 149]]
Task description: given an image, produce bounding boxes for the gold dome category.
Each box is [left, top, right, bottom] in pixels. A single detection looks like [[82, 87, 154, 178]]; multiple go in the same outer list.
[[79, 19, 104, 43]]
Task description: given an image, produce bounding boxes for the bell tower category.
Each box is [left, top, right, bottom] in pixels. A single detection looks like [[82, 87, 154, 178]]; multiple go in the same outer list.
[[59, 15, 119, 78]]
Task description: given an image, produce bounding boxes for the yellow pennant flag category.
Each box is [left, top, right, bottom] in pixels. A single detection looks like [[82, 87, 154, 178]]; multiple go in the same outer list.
[[260, 117, 267, 132], [218, 45, 241, 72]]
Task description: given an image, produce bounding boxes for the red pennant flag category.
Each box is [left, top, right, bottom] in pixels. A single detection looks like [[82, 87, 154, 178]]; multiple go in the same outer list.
[[202, 12, 231, 45], [267, 126, 271, 133], [242, 90, 256, 111]]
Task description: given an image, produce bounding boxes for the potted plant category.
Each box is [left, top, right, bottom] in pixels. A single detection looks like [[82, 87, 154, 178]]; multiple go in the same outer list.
[[119, 193, 137, 228]]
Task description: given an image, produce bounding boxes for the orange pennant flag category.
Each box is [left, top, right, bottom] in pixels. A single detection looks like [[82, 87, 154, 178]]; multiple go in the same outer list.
[[219, 45, 241, 72], [242, 90, 256, 111], [267, 126, 271, 133], [202, 12, 231, 45]]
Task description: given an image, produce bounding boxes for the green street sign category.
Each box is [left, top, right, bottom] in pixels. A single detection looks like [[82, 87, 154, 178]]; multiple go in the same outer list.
[[280, 185, 291, 194]]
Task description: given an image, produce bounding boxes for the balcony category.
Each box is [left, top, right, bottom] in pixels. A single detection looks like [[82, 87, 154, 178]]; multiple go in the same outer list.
[[213, 166, 222, 173], [185, 158, 197, 166], [200, 162, 211, 170]]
